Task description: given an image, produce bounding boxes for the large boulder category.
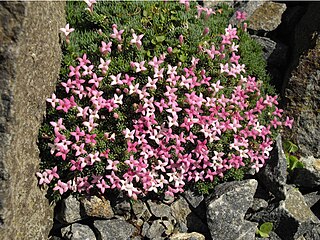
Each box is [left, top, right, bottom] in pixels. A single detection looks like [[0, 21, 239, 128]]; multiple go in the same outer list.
[[257, 135, 288, 200], [206, 179, 258, 240], [284, 35, 320, 158], [0, 1, 65, 239]]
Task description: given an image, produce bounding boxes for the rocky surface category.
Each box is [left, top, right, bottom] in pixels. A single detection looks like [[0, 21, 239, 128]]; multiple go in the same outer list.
[[257, 135, 288, 200], [0, 1, 65, 239], [206, 179, 258, 240]]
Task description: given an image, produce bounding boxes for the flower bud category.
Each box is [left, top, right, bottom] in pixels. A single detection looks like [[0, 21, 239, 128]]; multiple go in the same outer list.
[[167, 47, 173, 54], [117, 44, 122, 52], [98, 29, 103, 35], [179, 34, 184, 45], [116, 88, 121, 94], [113, 113, 119, 119], [203, 27, 209, 36]]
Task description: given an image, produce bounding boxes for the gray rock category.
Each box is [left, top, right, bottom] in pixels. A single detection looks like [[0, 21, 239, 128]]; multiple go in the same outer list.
[[206, 179, 258, 240], [81, 196, 114, 219], [56, 196, 83, 224], [303, 224, 320, 240], [292, 156, 320, 188], [171, 197, 209, 237], [112, 198, 131, 220], [248, 2, 287, 32], [0, 1, 65, 239], [145, 219, 166, 239], [182, 190, 204, 209], [273, 187, 320, 239], [256, 231, 281, 240], [257, 135, 288, 200], [141, 222, 150, 237], [284, 35, 320, 158], [303, 191, 320, 208], [132, 200, 152, 221], [171, 197, 191, 227], [170, 232, 205, 240], [147, 200, 172, 219], [61, 223, 96, 240], [94, 219, 136, 240], [251, 198, 268, 212], [282, 3, 320, 96], [251, 35, 288, 67]]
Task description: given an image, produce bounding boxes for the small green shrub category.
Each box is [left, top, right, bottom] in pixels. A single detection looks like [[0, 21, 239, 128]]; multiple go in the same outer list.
[[37, 0, 292, 202]]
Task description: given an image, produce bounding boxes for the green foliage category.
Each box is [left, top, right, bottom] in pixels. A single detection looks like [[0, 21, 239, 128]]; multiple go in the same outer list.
[[37, 0, 284, 200], [283, 140, 304, 171], [256, 222, 273, 238]]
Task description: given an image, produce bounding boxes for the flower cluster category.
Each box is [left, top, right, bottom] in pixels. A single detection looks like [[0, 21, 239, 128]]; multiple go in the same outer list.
[[37, 1, 293, 200]]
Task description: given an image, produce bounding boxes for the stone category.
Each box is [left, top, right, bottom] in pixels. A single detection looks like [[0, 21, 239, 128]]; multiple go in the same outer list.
[[182, 190, 204, 209], [113, 198, 131, 215], [284, 35, 320, 158], [170, 197, 191, 227], [292, 156, 320, 188], [250, 198, 269, 212], [257, 135, 288, 200], [256, 231, 281, 240], [303, 191, 320, 208], [250, 35, 288, 67], [272, 187, 320, 239], [171, 196, 209, 237], [303, 224, 320, 240], [282, 2, 320, 95], [132, 199, 152, 221], [206, 179, 258, 240], [170, 232, 206, 240], [55, 196, 83, 224], [81, 196, 114, 219], [61, 223, 96, 240], [141, 222, 150, 237], [248, 2, 287, 32], [0, 1, 65, 239], [147, 200, 172, 219], [94, 219, 136, 240], [145, 219, 166, 239], [229, 0, 267, 27]]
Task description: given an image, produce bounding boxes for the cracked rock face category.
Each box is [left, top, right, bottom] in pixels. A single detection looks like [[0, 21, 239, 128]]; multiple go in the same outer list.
[[206, 179, 258, 240], [0, 2, 65, 239]]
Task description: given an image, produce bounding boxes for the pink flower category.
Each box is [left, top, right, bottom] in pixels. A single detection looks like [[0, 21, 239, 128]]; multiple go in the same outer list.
[[96, 179, 110, 194], [130, 33, 144, 49], [84, 0, 96, 13], [53, 180, 69, 195], [236, 11, 247, 22], [60, 24, 74, 37], [70, 126, 85, 142], [100, 41, 112, 55], [46, 93, 59, 108], [50, 118, 66, 133], [284, 116, 294, 129], [110, 24, 124, 42], [77, 53, 91, 67], [36, 171, 51, 185]]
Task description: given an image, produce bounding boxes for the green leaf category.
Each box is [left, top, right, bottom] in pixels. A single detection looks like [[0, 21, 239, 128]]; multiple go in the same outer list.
[[289, 155, 300, 170], [259, 231, 270, 238], [284, 140, 298, 153], [260, 222, 273, 234], [156, 35, 166, 43], [295, 161, 304, 168], [178, 54, 187, 62], [172, 48, 180, 54]]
